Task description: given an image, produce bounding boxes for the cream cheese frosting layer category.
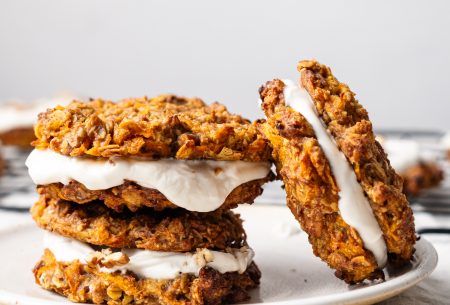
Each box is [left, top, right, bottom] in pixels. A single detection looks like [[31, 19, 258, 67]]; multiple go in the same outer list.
[[44, 232, 254, 279], [26, 149, 271, 212], [282, 79, 387, 267]]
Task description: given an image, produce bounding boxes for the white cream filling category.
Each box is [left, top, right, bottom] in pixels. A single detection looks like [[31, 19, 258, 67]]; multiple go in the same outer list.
[[0, 95, 76, 133], [282, 79, 387, 267], [26, 149, 271, 212], [44, 232, 254, 279]]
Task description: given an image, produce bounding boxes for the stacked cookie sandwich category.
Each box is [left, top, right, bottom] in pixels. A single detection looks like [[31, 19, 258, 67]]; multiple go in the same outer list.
[[27, 95, 273, 305]]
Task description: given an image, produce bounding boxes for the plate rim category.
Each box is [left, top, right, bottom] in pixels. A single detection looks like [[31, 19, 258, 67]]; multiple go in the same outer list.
[[247, 238, 438, 305], [242, 205, 439, 305], [0, 206, 439, 305]]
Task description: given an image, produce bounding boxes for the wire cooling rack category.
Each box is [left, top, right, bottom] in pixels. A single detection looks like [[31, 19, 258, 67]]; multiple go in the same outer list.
[[0, 146, 37, 211], [410, 161, 450, 215], [376, 129, 450, 216]]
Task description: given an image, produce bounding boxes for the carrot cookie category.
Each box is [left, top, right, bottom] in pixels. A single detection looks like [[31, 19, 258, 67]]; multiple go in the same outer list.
[[31, 196, 246, 252], [34, 241, 260, 305], [36, 172, 273, 213], [33, 95, 270, 161]]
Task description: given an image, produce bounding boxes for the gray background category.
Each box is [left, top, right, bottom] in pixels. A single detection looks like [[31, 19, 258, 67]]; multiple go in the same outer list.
[[1, 0, 449, 130]]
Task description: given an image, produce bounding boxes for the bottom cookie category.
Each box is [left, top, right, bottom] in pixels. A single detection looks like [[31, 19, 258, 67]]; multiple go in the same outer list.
[[33, 249, 261, 305]]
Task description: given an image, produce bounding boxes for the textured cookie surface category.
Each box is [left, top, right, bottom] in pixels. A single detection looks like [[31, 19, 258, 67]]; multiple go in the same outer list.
[[34, 249, 261, 305], [37, 172, 273, 212], [31, 196, 246, 252], [33, 95, 271, 161]]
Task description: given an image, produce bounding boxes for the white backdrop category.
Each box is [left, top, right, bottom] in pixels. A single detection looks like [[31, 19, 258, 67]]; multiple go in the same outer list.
[[1, 0, 449, 130]]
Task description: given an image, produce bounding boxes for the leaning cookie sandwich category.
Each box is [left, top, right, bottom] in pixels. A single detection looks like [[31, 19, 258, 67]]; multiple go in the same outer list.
[[259, 60, 416, 283]]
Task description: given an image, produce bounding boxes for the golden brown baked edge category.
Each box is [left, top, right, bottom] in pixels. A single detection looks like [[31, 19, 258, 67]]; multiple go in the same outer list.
[[32, 95, 271, 161], [37, 172, 274, 212], [31, 196, 246, 252]]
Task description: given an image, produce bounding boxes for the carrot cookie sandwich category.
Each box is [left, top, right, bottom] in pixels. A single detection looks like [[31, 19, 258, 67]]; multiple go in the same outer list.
[[382, 138, 443, 196], [28, 95, 273, 212], [0, 95, 76, 148], [259, 60, 416, 284], [27, 94, 269, 305]]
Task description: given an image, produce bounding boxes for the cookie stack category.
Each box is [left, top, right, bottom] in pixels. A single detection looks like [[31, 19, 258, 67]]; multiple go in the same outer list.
[[27, 95, 273, 305]]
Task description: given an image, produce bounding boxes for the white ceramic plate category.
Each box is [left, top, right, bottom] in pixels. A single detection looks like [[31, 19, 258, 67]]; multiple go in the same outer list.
[[0, 205, 438, 305]]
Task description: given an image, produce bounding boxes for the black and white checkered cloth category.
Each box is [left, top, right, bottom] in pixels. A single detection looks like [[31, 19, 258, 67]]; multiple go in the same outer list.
[[0, 146, 37, 211]]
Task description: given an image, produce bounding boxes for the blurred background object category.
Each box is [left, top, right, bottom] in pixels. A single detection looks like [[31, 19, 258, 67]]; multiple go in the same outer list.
[[0, 145, 37, 211], [441, 132, 450, 160], [0, 0, 449, 129], [0, 94, 81, 210], [0, 94, 79, 148], [380, 136, 444, 196]]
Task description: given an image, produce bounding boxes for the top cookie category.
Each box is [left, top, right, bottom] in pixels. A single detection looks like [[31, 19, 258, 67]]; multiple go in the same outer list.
[[33, 95, 270, 161]]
